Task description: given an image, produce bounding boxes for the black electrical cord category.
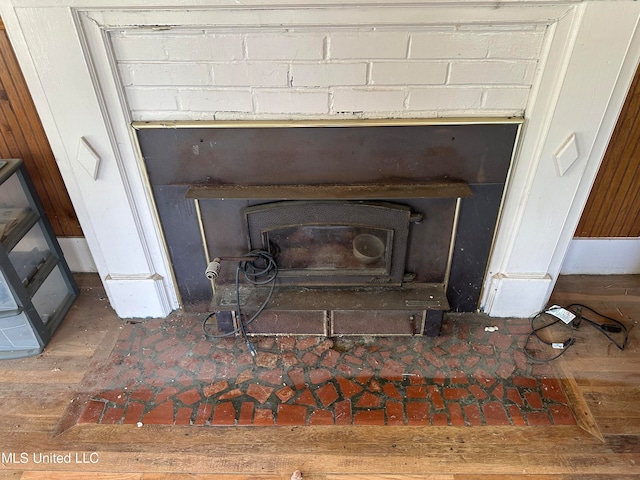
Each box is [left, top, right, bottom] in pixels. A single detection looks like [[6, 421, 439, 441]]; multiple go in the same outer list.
[[523, 310, 575, 363], [524, 303, 629, 363], [202, 250, 278, 357], [565, 303, 628, 351]]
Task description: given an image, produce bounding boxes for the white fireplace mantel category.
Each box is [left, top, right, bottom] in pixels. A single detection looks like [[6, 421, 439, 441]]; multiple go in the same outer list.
[[0, 0, 639, 318]]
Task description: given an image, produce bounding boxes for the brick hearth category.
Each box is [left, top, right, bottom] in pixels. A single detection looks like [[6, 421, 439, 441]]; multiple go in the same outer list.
[[77, 314, 575, 427]]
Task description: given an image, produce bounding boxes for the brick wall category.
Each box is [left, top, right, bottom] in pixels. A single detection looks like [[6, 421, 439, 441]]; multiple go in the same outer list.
[[112, 26, 545, 121]]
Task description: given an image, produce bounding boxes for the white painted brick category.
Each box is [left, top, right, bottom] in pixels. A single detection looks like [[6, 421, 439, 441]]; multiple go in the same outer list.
[[178, 89, 254, 112], [164, 33, 244, 61], [204, 111, 258, 121], [483, 87, 530, 110], [329, 32, 408, 60], [456, 24, 541, 32], [487, 32, 545, 59], [449, 61, 536, 85], [118, 63, 211, 86], [245, 34, 325, 60], [370, 61, 447, 85], [132, 110, 229, 122], [332, 88, 405, 113], [124, 87, 179, 111], [212, 63, 288, 87], [254, 90, 329, 114], [111, 32, 244, 62], [406, 87, 483, 111], [410, 32, 488, 59], [291, 63, 367, 87], [111, 33, 167, 61], [131, 110, 185, 122]]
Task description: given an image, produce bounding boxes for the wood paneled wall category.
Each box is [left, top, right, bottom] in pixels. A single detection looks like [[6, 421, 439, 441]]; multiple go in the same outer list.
[[575, 64, 640, 237], [0, 17, 82, 237]]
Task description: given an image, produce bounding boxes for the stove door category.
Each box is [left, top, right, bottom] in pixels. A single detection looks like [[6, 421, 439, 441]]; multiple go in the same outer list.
[[244, 201, 414, 286]]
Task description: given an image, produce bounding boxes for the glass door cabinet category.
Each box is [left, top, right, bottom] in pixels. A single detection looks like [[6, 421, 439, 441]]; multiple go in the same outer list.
[[0, 159, 78, 359]]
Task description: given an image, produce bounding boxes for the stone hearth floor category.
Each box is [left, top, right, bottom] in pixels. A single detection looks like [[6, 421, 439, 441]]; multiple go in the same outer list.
[[77, 313, 576, 427]]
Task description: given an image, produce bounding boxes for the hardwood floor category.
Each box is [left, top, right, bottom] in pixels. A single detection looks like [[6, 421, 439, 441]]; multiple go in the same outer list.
[[0, 274, 638, 479], [548, 275, 640, 439]]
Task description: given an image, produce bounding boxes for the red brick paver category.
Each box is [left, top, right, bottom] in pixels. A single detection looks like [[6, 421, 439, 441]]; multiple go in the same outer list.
[[78, 315, 576, 427]]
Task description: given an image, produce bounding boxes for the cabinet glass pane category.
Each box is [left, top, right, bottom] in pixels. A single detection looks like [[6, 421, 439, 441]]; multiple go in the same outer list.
[[0, 172, 30, 209], [0, 172, 32, 242], [0, 270, 18, 311], [32, 266, 70, 325], [0, 312, 39, 349], [8, 222, 50, 286]]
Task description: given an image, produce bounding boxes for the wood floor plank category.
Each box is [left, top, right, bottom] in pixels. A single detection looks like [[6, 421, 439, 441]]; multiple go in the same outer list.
[[563, 477, 640, 480], [581, 388, 640, 434], [455, 476, 562, 480], [328, 476, 453, 480], [28, 424, 626, 470], [2, 426, 637, 476], [1, 429, 639, 476], [583, 388, 640, 415], [571, 372, 640, 385], [55, 424, 600, 451], [561, 356, 640, 373], [0, 472, 23, 479], [0, 369, 85, 384], [0, 394, 74, 420], [457, 477, 640, 480], [19, 474, 141, 480], [141, 476, 312, 480], [599, 423, 640, 436], [18, 475, 324, 480], [3, 450, 639, 476]]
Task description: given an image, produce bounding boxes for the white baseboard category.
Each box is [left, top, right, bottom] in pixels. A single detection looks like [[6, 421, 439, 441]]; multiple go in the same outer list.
[[560, 238, 640, 275], [58, 237, 175, 318], [104, 274, 174, 318], [57, 237, 98, 273], [481, 273, 553, 318]]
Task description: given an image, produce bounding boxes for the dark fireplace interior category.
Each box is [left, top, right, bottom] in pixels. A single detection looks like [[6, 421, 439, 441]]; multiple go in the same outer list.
[[136, 121, 519, 336]]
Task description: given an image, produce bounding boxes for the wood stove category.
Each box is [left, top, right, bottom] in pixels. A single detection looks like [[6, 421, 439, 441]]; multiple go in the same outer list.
[[137, 120, 519, 335]]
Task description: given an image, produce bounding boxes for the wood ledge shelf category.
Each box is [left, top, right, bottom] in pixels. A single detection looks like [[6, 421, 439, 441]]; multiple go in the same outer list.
[[186, 182, 472, 200]]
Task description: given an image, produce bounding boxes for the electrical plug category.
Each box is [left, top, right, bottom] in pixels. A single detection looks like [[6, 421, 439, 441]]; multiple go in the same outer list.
[[601, 324, 622, 333]]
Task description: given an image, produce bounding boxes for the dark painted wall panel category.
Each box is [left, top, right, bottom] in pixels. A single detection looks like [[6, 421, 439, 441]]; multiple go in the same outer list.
[[446, 184, 505, 312], [139, 124, 517, 186], [153, 185, 210, 310]]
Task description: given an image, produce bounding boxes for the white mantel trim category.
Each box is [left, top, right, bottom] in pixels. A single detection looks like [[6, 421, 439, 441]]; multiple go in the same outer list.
[[0, 3, 180, 317], [482, 3, 640, 316], [1, 0, 639, 318]]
